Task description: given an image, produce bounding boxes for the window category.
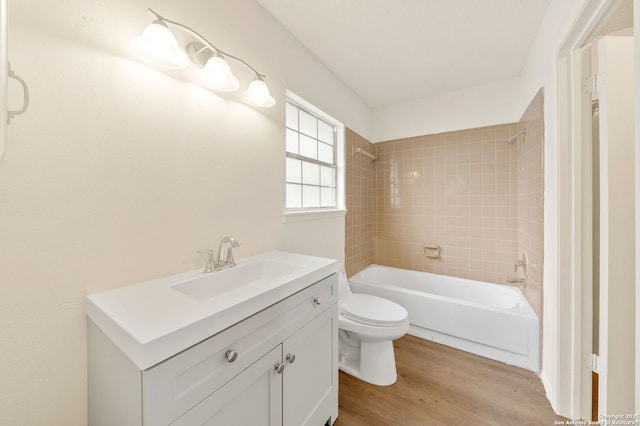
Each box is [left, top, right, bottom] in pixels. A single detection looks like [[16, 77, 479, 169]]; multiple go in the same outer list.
[[285, 93, 343, 212]]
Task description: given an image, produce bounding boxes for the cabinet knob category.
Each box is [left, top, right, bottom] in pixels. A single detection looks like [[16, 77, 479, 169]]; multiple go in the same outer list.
[[313, 297, 322, 306], [275, 362, 285, 374], [225, 350, 238, 363], [286, 353, 296, 364]]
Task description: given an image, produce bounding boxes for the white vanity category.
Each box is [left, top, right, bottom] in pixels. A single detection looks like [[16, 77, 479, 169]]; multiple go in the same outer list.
[[86, 251, 339, 426]]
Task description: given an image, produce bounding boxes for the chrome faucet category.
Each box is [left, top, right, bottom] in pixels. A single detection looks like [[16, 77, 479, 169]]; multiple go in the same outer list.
[[197, 236, 240, 273], [215, 236, 240, 270]]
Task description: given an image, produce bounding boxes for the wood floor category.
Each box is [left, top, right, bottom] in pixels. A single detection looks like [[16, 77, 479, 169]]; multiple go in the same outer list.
[[334, 335, 565, 426]]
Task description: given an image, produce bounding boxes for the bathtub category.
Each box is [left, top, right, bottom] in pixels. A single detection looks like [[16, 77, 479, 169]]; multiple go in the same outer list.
[[349, 265, 539, 372]]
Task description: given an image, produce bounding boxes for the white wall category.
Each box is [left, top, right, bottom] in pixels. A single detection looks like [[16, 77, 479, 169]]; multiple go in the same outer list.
[[372, 77, 527, 142], [0, 0, 371, 424]]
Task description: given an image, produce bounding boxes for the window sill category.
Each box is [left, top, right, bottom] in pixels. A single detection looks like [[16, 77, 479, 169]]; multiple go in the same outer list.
[[282, 209, 347, 224]]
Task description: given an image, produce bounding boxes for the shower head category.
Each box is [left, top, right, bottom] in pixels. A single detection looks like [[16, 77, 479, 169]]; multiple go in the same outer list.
[[506, 129, 527, 145]]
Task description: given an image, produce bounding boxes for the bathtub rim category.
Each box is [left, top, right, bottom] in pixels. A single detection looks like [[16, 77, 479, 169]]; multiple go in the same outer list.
[[349, 264, 538, 320]]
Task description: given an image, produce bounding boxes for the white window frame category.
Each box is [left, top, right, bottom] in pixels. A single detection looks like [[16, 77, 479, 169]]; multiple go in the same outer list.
[[283, 91, 345, 223]]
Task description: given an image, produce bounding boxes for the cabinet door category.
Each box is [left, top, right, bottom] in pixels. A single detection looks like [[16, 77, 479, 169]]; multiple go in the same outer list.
[[171, 346, 283, 426], [282, 306, 338, 426]]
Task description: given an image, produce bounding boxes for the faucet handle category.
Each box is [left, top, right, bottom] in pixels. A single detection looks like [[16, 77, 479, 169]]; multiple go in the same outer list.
[[513, 253, 529, 277], [197, 249, 215, 272]]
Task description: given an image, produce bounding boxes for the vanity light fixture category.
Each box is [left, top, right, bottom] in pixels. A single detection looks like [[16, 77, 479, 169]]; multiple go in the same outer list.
[[129, 20, 189, 69], [130, 9, 275, 107], [243, 76, 276, 108]]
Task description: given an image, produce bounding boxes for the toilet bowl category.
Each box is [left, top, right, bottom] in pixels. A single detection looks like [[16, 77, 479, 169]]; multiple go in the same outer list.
[[338, 268, 409, 386]]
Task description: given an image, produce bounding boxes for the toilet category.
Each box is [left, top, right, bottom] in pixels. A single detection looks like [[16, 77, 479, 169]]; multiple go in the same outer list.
[[338, 268, 409, 386]]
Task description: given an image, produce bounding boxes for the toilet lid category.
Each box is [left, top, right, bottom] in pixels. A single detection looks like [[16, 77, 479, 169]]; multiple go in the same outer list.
[[341, 294, 408, 327]]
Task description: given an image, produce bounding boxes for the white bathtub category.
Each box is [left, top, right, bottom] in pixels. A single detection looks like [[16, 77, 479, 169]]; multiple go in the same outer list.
[[349, 265, 539, 372]]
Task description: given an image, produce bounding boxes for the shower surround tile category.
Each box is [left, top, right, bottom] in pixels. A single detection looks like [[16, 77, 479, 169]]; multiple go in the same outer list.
[[516, 89, 545, 322], [371, 124, 519, 285], [345, 129, 375, 277], [344, 93, 545, 362], [345, 91, 544, 312]]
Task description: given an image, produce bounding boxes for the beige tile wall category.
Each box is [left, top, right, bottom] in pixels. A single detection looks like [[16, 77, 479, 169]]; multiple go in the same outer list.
[[345, 129, 375, 277], [371, 124, 520, 284], [516, 89, 545, 321], [344, 95, 545, 361], [345, 93, 545, 296]]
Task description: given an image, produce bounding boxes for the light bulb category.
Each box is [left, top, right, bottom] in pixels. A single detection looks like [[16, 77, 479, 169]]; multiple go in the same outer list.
[[243, 78, 276, 108], [129, 22, 189, 69], [197, 55, 239, 91]]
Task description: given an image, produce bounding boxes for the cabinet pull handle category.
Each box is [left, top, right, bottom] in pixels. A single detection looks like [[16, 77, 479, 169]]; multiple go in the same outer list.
[[275, 362, 285, 374], [313, 297, 322, 306], [225, 350, 238, 363], [286, 353, 296, 364]]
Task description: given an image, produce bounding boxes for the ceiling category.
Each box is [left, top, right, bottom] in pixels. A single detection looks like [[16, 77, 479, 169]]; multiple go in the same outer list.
[[256, 0, 552, 108]]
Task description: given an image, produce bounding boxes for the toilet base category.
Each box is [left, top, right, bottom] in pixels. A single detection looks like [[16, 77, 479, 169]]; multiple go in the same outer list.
[[338, 330, 398, 386]]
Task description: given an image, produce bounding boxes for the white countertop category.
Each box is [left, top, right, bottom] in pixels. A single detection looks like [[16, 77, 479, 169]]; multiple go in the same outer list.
[[86, 251, 340, 370]]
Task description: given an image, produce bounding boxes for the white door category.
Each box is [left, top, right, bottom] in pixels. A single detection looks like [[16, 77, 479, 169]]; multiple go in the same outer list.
[[597, 35, 635, 416], [282, 308, 338, 426]]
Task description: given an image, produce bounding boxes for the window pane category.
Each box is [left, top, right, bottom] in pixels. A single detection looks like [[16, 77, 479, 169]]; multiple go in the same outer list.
[[299, 134, 317, 159], [321, 187, 336, 207], [302, 185, 320, 207], [286, 103, 298, 130], [286, 129, 299, 154], [318, 120, 334, 145], [299, 110, 317, 137], [318, 143, 334, 164], [320, 166, 335, 187], [285, 95, 342, 212], [302, 161, 320, 185], [286, 157, 302, 183], [286, 184, 302, 208]]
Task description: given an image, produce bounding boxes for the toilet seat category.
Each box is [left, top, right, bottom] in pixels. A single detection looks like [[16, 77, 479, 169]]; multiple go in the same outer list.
[[341, 294, 408, 327]]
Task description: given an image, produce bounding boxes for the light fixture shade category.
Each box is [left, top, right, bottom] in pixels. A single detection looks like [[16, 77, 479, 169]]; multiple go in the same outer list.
[[129, 22, 189, 69], [196, 56, 240, 91], [242, 77, 276, 108]]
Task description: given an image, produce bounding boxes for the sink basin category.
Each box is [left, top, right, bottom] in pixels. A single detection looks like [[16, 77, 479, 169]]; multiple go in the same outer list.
[[171, 260, 303, 300]]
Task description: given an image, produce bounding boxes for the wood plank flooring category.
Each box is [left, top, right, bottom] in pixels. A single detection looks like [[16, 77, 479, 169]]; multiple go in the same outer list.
[[334, 335, 566, 426]]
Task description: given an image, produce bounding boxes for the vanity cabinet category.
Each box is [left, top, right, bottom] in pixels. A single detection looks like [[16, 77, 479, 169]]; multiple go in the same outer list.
[[88, 272, 338, 426]]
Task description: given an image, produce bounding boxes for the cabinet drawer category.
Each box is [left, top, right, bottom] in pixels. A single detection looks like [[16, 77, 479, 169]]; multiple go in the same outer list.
[[143, 273, 337, 425]]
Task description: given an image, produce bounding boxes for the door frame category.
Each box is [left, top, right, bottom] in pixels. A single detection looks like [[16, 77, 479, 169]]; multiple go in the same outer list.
[[556, 0, 638, 419]]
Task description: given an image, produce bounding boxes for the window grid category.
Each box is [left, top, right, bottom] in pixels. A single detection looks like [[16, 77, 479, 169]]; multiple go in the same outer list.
[[286, 101, 337, 210]]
